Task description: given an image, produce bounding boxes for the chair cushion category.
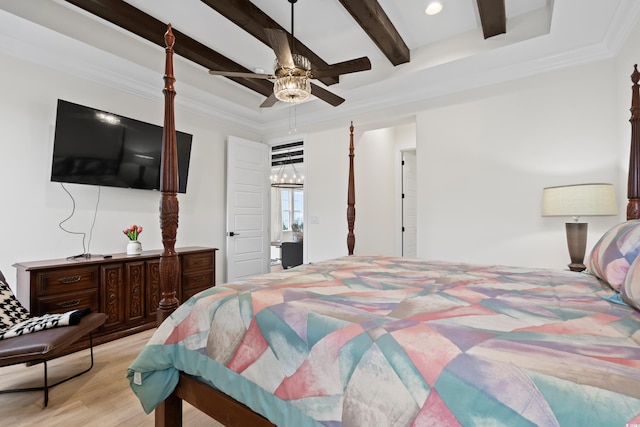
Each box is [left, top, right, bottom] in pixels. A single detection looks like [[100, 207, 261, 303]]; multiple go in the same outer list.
[[0, 280, 29, 330], [0, 312, 107, 366]]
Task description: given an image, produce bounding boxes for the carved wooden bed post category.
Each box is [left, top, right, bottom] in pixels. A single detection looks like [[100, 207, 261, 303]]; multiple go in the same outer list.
[[347, 121, 356, 255], [629, 64, 640, 221], [157, 23, 180, 324], [155, 23, 182, 427]]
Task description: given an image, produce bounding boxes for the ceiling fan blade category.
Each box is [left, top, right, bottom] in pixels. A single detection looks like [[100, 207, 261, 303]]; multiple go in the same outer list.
[[310, 83, 345, 107], [209, 70, 273, 79], [260, 93, 279, 108], [264, 28, 295, 69], [311, 57, 372, 78]]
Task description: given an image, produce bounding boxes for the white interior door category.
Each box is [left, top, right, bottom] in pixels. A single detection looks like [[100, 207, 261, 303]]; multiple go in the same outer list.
[[226, 136, 270, 282], [402, 150, 417, 257]]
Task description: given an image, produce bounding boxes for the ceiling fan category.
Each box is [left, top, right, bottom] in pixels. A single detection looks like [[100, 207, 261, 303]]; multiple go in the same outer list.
[[208, 0, 372, 108]]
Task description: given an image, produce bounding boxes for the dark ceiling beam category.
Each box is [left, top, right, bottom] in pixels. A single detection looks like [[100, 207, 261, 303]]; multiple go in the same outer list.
[[199, 0, 338, 86], [476, 0, 506, 39], [337, 0, 409, 66], [63, 0, 273, 98]]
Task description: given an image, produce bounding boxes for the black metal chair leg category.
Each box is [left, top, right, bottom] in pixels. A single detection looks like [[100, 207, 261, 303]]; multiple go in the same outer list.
[[43, 360, 48, 407], [0, 332, 97, 408]]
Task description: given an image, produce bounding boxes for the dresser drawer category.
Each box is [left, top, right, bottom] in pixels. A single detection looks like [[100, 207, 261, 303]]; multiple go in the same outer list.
[[182, 271, 214, 291], [36, 289, 99, 314], [36, 266, 99, 295], [181, 252, 214, 271], [183, 286, 208, 301]]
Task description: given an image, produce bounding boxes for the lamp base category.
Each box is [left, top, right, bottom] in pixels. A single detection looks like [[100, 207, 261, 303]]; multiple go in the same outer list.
[[566, 222, 588, 272], [567, 262, 586, 272]]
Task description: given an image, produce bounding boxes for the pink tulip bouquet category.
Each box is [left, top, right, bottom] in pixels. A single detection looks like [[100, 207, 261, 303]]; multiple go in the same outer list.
[[123, 224, 143, 241]]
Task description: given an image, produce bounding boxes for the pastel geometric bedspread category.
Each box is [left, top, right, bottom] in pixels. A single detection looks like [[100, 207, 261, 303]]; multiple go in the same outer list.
[[128, 256, 640, 426]]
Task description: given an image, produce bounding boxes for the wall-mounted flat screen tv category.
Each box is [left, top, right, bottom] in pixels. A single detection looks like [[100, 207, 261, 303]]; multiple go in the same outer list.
[[51, 99, 192, 193]]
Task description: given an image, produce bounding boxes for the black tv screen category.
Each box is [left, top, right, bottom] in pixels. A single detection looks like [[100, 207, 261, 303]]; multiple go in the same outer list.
[[51, 99, 192, 193]]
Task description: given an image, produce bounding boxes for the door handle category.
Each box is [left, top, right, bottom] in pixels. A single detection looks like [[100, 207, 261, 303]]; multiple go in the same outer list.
[[228, 232, 240, 237]]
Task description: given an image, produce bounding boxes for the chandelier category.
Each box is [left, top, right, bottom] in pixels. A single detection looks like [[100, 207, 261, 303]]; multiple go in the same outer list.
[[273, 54, 311, 103], [271, 156, 304, 188]]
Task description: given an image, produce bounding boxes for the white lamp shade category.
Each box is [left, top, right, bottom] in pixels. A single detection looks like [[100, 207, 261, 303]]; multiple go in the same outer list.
[[542, 183, 618, 217]]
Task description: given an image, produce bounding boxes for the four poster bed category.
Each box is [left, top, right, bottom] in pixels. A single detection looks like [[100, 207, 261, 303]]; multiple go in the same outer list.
[[128, 26, 640, 426]]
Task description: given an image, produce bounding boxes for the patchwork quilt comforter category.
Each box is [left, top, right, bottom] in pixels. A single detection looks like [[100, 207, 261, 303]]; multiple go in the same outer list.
[[127, 256, 640, 426]]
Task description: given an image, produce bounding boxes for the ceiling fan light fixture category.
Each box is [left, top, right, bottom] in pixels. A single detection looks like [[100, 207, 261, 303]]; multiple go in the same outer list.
[[274, 54, 312, 103], [274, 75, 311, 103]]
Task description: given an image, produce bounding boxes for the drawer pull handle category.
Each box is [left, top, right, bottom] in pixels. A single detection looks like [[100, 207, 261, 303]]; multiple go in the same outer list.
[[58, 276, 81, 284], [193, 259, 204, 265], [58, 300, 80, 308], [194, 275, 205, 282]]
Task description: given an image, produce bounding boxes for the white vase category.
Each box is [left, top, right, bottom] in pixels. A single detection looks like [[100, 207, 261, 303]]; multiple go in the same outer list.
[[127, 240, 142, 255]]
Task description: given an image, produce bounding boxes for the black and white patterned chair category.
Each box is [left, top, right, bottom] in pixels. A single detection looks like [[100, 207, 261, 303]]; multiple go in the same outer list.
[[0, 269, 107, 407]]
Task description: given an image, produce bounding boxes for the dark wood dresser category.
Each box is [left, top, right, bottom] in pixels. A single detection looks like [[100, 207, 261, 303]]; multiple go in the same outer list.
[[13, 246, 217, 347]]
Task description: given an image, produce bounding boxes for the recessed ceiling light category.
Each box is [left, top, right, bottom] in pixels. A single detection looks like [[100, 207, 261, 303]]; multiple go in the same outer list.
[[425, 1, 443, 15]]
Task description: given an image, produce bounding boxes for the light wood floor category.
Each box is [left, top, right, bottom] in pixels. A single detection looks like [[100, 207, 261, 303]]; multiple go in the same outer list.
[[0, 329, 223, 426]]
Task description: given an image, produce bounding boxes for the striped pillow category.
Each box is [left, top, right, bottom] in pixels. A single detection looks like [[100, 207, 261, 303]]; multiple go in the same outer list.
[[588, 220, 640, 291]]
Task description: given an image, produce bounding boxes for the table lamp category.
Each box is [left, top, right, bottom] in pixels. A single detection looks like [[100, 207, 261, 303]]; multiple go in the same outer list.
[[542, 183, 617, 272]]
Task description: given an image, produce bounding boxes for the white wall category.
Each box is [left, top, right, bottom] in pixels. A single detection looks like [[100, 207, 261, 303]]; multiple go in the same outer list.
[[304, 127, 350, 262], [303, 124, 415, 262], [350, 123, 418, 257], [0, 51, 261, 288], [302, 58, 629, 271], [352, 127, 396, 256], [416, 61, 623, 269], [301, 58, 630, 271]]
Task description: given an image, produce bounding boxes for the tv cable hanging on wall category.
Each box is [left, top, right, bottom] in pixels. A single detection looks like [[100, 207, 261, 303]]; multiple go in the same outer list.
[[59, 183, 102, 260]]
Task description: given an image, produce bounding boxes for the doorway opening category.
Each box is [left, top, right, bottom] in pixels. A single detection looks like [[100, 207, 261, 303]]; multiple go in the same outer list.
[[270, 141, 304, 271]]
